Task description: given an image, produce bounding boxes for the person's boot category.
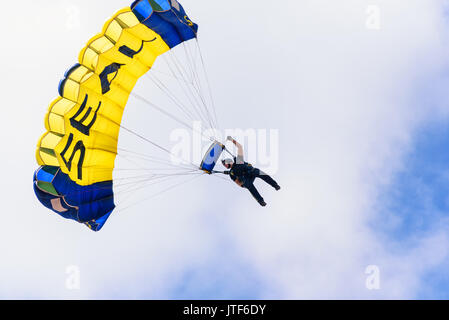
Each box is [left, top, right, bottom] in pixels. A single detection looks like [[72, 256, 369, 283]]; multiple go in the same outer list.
[[274, 184, 281, 191], [259, 199, 267, 207]]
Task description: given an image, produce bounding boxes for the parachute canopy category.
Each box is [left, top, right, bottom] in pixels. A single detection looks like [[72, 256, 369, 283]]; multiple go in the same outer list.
[[34, 0, 199, 231], [200, 141, 225, 174]]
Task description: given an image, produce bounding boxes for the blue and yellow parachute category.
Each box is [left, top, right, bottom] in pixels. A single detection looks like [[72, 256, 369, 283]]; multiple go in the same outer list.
[[34, 0, 199, 231]]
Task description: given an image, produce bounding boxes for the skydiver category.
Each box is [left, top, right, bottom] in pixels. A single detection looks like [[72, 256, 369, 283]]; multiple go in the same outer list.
[[222, 136, 280, 207]]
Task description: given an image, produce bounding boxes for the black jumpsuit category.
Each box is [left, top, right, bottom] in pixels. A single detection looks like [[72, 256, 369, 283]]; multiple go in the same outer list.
[[225, 156, 279, 205]]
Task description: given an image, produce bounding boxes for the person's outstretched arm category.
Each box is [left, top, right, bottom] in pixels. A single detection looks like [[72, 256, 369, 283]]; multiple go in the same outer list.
[[227, 136, 244, 163]]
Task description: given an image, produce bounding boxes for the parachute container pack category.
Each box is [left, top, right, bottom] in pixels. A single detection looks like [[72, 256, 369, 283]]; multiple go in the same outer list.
[[200, 142, 225, 174]]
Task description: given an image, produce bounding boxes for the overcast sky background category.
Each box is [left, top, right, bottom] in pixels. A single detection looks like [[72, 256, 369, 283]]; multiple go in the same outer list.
[[2, 0, 449, 299]]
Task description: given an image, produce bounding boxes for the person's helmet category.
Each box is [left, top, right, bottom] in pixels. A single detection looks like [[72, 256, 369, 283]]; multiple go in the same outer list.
[[221, 158, 234, 167]]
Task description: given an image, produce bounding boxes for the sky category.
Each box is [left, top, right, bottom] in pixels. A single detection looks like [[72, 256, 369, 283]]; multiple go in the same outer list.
[[2, 0, 449, 299]]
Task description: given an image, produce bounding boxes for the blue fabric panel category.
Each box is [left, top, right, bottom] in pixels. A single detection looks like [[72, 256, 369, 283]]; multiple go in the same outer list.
[[142, 13, 183, 48], [84, 210, 112, 231], [77, 196, 115, 223], [90, 210, 113, 230], [201, 162, 215, 173], [131, 0, 198, 49], [152, 0, 171, 11], [34, 183, 79, 221], [33, 166, 115, 231], [33, 169, 80, 221], [36, 168, 55, 183], [167, 0, 199, 34], [131, 0, 154, 21], [158, 11, 197, 43], [52, 171, 115, 223], [132, 0, 171, 13]]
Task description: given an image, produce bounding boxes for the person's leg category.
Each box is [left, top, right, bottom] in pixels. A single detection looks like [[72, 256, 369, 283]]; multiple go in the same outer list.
[[254, 169, 280, 190], [246, 183, 266, 206]]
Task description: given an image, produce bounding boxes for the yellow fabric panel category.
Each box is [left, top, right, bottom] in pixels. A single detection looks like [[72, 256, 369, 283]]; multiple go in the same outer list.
[[50, 98, 77, 116], [62, 79, 80, 103], [36, 146, 44, 165], [105, 20, 123, 43], [115, 10, 170, 58], [61, 60, 134, 110], [90, 118, 121, 144], [69, 65, 91, 82], [37, 7, 172, 186], [60, 69, 129, 121], [90, 37, 114, 55], [84, 148, 117, 168], [44, 97, 63, 131], [52, 138, 114, 184], [116, 10, 140, 28], [38, 150, 59, 167], [62, 66, 126, 110], [82, 70, 132, 110], [82, 165, 114, 183], [48, 113, 65, 135], [81, 48, 99, 71], [60, 128, 118, 153], [59, 78, 122, 137], [82, 33, 152, 83], [81, 10, 169, 75], [96, 101, 125, 127], [98, 37, 150, 79], [125, 23, 171, 63], [53, 68, 125, 184], [36, 132, 60, 167], [40, 132, 62, 150], [77, 8, 130, 68]]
